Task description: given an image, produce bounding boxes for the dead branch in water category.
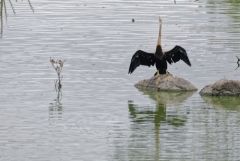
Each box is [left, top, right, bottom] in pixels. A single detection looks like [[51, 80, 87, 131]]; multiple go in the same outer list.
[[0, 0, 33, 36], [50, 57, 65, 101]]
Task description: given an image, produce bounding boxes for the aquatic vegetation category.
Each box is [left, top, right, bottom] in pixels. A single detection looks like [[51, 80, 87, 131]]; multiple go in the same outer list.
[[50, 57, 65, 101], [49, 58, 65, 116], [0, 0, 34, 36]]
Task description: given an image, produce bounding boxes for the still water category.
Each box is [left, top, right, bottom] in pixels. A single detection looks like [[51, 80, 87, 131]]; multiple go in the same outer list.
[[0, 0, 240, 160]]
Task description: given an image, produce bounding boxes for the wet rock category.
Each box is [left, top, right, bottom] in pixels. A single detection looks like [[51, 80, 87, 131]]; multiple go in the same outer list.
[[135, 72, 197, 91], [200, 79, 240, 96]]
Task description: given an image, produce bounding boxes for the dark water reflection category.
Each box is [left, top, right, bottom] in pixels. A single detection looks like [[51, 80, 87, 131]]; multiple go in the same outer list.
[[0, 0, 240, 160], [125, 90, 192, 161], [49, 91, 63, 121], [128, 90, 193, 125], [124, 90, 240, 161], [202, 96, 240, 110]]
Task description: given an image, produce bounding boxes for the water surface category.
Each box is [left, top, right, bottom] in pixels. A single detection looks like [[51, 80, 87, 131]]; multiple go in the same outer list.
[[0, 0, 240, 160]]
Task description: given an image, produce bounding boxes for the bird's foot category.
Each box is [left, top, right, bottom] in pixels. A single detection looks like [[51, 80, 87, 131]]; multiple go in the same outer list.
[[154, 71, 171, 77], [154, 71, 160, 77]]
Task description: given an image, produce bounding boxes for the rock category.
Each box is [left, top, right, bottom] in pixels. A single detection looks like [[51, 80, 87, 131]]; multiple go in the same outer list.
[[135, 72, 197, 91], [200, 79, 240, 96]]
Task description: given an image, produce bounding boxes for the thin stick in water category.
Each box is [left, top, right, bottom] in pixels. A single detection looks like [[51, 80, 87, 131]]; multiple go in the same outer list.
[[9, 0, 16, 14], [1, 0, 3, 36], [27, 0, 34, 13], [3, 0, 7, 21]]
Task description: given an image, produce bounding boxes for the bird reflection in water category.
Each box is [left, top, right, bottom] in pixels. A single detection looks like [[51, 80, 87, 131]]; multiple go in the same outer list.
[[128, 89, 194, 127], [128, 89, 194, 160], [129, 100, 165, 125]]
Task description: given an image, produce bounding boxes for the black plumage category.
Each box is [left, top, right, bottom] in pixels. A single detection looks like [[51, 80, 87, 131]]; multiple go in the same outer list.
[[128, 50, 155, 74], [128, 17, 191, 75]]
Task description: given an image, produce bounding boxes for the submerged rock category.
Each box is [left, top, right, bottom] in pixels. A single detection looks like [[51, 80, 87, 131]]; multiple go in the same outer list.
[[202, 96, 240, 109], [135, 72, 197, 91], [200, 79, 240, 96]]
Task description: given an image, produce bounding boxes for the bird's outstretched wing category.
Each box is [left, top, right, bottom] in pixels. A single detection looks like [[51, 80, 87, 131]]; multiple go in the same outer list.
[[164, 45, 191, 66], [128, 50, 155, 74]]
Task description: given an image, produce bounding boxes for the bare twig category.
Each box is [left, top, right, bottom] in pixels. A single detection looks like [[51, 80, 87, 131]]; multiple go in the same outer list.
[[50, 57, 65, 98], [27, 0, 34, 13], [9, 0, 16, 14], [1, 0, 3, 36], [0, 0, 32, 36], [3, 0, 7, 21]]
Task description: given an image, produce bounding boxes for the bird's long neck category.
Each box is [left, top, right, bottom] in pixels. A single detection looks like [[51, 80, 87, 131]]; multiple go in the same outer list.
[[156, 17, 163, 58], [157, 17, 162, 46]]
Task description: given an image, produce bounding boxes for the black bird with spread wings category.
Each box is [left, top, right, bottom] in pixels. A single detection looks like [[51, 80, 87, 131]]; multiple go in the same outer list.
[[128, 17, 191, 75]]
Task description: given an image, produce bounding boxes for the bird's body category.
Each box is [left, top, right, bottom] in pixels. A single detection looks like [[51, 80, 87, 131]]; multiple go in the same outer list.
[[128, 17, 191, 75], [155, 45, 167, 74]]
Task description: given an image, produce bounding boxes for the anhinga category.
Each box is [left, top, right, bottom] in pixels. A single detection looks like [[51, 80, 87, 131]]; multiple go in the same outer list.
[[128, 17, 191, 75]]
